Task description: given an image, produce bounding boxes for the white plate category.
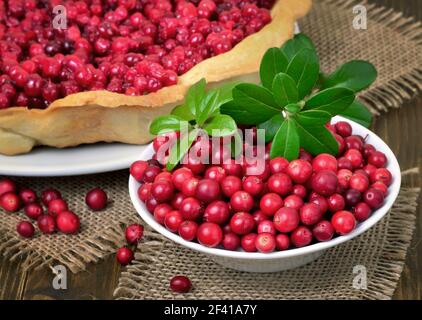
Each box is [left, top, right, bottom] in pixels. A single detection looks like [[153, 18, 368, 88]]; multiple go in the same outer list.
[[0, 143, 146, 177]]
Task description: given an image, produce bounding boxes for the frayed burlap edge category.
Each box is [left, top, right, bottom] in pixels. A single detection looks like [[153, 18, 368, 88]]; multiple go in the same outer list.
[[322, 0, 422, 115]]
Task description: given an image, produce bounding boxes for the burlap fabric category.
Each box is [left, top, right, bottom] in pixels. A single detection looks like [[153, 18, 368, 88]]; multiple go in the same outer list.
[[0, 0, 421, 299]]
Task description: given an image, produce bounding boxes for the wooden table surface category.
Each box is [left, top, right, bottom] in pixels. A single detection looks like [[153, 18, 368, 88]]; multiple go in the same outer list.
[[0, 0, 421, 300]]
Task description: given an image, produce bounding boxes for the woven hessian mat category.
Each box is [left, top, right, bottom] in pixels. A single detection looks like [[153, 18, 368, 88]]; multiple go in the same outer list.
[[0, 0, 421, 299]]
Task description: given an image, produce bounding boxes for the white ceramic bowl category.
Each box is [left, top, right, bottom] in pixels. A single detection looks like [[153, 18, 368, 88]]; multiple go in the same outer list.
[[129, 116, 401, 273]]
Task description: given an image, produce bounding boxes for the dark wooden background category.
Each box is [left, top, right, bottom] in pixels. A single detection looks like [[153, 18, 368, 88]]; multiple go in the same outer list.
[[0, 0, 421, 300]]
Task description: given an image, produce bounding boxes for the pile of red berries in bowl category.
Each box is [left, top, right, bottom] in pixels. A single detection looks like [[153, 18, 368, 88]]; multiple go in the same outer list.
[[128, 116, 400, 272]]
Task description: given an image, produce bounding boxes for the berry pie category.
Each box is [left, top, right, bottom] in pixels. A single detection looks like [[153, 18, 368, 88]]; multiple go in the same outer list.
[[0, 0, 311, 155]]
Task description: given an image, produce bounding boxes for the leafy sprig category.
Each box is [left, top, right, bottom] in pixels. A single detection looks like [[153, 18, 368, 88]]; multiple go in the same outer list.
[[221, 33, 377, 160], [149, 79, 237, 170]]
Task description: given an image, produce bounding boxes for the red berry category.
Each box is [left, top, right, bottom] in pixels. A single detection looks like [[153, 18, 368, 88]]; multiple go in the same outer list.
[[125, 224, 144, 244], [19, 188, 37, 204], [138, 183, 152, 202], [56, 211, 80, 234], [130, 160, 149, 181], [85, 188, 108, 211], [327, 193, 345, 213], [171, 192, 186, 210], [151, 180, 174, 202], [241, 233, 258, 252], [252, 210, 267, 225], [230, 191, 254, 212], [349, 174, 369, 192], [363, 188, 384, 209], [0, 192, 21, 212], [286, 159, 313, 184], [37, 215, 56, 234], [311, 170, 338, 196], [257, 220, 276, 235], [242, 176, 264, 196], [337, 169, 353, 189], [259, 193, 283, 217], [363, 164, 377, 177], [312, 153, 338, 172], [290, 226, 313, 247], [220, 175, 242, 198], [269, 157, 289, 174], [195, 179, 220, 204], [153, 203, 172, 225], [331, 211, 356, 235], [222, 232, 240, 251], [230, 212, 255, 235], [17, 221, 35, 238], [222, 160, 243, 177], [164, 210, 184, 232], [344, 189, 362, 207], [312, 220, 335, 242], [178, 220, 198, 241], [334, 121, 352, 137], [299, 203, 322, 226], [183, 155, 206, 175], [371, 181, 388, 196], [345, 135, 364, 151], [267, 173, 292, 196], [116, 247, 134, 266], [344, 149, 363, 169], [273, 207, 300, 233], [154, 171, 172, 183], [48, 199, 68, 217], [292, 184, 307, 198], [283, 195, 304, 210], [170, 275, 192, 293], [255, 233, 276, 253], [370, 168, 392, 186], [204, 200, 230, 225], [338, 157, 353, 170], [172, 168, 194, 191], [181, 177, 199, 197], [180, 197, 204, 221], [204, 166, 226, 183], [24, 203, 44, 220], [0, 178, 17, 196], [197, 222, 223, 247], [353, 202, 372, 222], [368, 151, 387, 168], [309, 194, 328, 215], [41, 188, 62, 206], [142, 166, 161, 183], [275, 234, 290, 251]]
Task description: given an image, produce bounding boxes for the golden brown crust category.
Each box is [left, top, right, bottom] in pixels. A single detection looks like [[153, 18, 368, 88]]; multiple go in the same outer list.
[[0, 0, 312, 155]]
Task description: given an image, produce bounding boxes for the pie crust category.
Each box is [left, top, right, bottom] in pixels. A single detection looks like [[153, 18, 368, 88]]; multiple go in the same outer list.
[[0, 0, 311, 156]]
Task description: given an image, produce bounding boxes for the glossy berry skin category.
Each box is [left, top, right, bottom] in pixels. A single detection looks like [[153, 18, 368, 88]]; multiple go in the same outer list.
[[172, 168, 194, 191], [286, 159, 313, 184], [230, 191, 254, 213], [255, 233, 276, 253], [164, 210, 184, 233], [242, 176, 264, 196], [195, 179, 220, 204], [349, 174, 369, 193], [130, 160, 148, 182], [17, 221, 35, 238], [142, 166, 161, 183], [170, 275, 192, 293], [283, 195, 304, 210], [48, 199, 68, 217], [171, 193, 186, 210], [344, 149, 363, 169], [220, 176, 242, 198], [153, 203, 172, 225], [0, 178, 17, 196], [125, 224, 144, 244], [259, 193, 283, 217], [363, 188, 384, 209], [299, 203, 323, 226], [222, 160, 243, 177], [85, 188, 108, 211], [230, 212, 255, 235], [204, 166, 226, 183], [273, 207, 300, 233], [327, 194, 345, 213], [252, 210, 267, 225], [344, 189, 362, 207], [180, 197, 203, 221], [312, 153, 338, 172], [370, 168, 392, 186], [19, 188, 37, 204], [138, 183, 152, 202], [197, 222, 223, 247], [312, 220, 335, 242], [309, 195, 329, 215], [37, 215, 56, 234], [331, 211, 356, 235], [269, 157, 289, 174], [353, 202, 372, 222], [181, 177, 199, 197], [257, 220, 276, 235], [203, 200, 230, 225], [151, 180, 174, 202], [116, 247, 134, 266], [241, 233, 258, 252], [267, 173, 293, 196], [24, 203, 44, 220], [290, 226, 313, 248], [56, 211, 80, 234], [311, 170, 338, 197], [0, 192, 21, 212], [335, 121, 352, 137], [41, 188, 62, 206], [178, 221, 198, 241], [292, 185, 307, 198], [345, 135, 364, 151], [275, 234, 290, 251], [371, 181, 388, 196], [222, 232, 241, 251], [368, 151, 387, 168]]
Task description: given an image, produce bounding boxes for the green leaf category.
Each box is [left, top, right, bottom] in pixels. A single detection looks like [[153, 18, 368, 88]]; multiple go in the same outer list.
[[196, 90, 220, 125], [286, 48, 320, 99], [272, 73, 298, 107], [295, 122, 339, 156], [149, 115, 186, 135], [203, 115, 237, 137], [185, 78, 206, 117], [232, 83, 279, 109], [270, 118, 300, 161], [260, 48, 289, 90], [295, 110, 331, 127], [166, 129, 199, 171], [321, 60, 377, 92], [171, 104, 195, 121], [339, 100, 373, 128], [304, 87, 355, 115], [285, 103, 301, 114], [209, 81, 238, 106], [258, 113, 285, 143], [282, 34, 317, 60], [231, 130, 243, 158]]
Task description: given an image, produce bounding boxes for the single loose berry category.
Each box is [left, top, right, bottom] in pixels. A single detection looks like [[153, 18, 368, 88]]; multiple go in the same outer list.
[[171, 193, 187, 210], [19, 188, 37, 204], [48, 199, 68, 217], [125, 224, 144, 244], [142, 166, 161, 183], [41, 188, 62, 206], [37, 215, 56, 234], [370, 168, 392, 186], [0, 178, 17, 196], [331, 211, 356, 235], [0, 192, 21, 212], [56, 211, 80, 234], [86, 188, 108, 211], [292, 184, 307, 198], [24, 203, 44, 220], [170, 275, 192, 293], [116, 247, 134, 266], [197, 222, 223, 247], [17, 221, 35, 238], [204, 166, 226, 183], [344, 189, 362, 207]]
